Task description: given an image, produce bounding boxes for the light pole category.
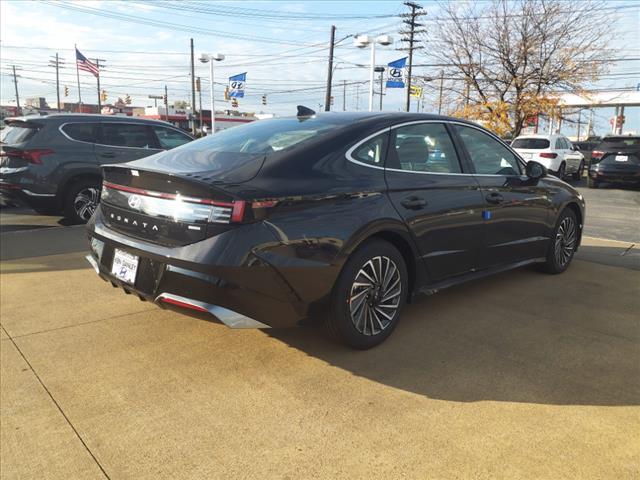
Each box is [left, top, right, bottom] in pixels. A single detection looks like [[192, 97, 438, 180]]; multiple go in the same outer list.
[[199, 53, 225, 134], [354, 35, 393, 112]]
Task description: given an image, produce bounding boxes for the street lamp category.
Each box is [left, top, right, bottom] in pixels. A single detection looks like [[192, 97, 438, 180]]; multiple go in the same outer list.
[[354, 34, 393, 112], [199, 52, 225, 134]]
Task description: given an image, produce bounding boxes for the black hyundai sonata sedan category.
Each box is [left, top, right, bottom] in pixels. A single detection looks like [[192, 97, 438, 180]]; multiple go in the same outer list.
[[86, 110, 585, 348]]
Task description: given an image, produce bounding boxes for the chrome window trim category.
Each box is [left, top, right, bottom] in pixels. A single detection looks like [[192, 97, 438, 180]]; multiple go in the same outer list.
[[58, 121, 187, 150], [345, 120, 526, 177]]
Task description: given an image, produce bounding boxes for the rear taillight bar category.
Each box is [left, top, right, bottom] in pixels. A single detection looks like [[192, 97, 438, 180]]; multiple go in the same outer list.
[[539, 152, 558, 159], [102, 181, 247, 224]]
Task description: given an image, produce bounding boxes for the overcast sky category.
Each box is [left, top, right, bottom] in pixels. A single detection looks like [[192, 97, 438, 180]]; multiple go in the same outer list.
[[1, 0, 638, 136]]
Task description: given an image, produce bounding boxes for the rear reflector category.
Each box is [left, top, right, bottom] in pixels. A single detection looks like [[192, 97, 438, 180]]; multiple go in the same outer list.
[[160, 296, 208, 312]]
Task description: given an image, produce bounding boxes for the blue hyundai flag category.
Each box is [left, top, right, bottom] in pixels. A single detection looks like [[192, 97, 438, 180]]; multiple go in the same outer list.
[[386, 57, 407, 88], [228, 72, 246, 98]]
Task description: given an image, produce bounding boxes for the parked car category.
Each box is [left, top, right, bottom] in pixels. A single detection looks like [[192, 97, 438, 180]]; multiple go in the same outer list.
[[0, 114, 194, 222], [588, 135, 640, 188], [511, 134, 585, 179], [574, 136, 601, 166], [85, 111, 585, 349]]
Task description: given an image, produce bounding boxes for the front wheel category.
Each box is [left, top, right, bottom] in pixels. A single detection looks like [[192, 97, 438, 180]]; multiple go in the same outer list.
[[327, 239, 408, 349], [541, 208, 578, 274]]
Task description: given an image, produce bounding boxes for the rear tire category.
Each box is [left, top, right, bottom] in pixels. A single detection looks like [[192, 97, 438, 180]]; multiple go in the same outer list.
[[63, 180, 101, 224], [555, 162, 566, 179], [587, 177, 599, 188], [327, 239, 408, 349], [541, 208, 578, 274], [572, 161, 584, 180]]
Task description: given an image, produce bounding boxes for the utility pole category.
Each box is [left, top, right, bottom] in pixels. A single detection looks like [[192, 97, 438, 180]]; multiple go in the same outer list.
[[164, 85, 169, 121], [94, 59, 106, 110], [324, 25, 336, 112], [576, 108, 582, 141], [11, 66, 21, 115], [197, 77, 203, 133], [48, 54, 65, 112], [190, 38, 197, 135], [400, 2, 426, 112], [437, 70, 444, 115], [342, 80, 346, 111]]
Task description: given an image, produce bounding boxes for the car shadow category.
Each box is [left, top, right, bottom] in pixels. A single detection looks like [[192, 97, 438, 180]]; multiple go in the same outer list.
[[266, 256, 639, 407]]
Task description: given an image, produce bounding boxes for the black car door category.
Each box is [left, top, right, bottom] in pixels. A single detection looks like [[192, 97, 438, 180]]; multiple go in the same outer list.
[[452, 124, 551, 268], [383, 121, 486, 282]]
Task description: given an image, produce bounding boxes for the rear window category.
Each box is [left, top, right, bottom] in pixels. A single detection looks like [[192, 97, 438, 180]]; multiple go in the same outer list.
[[186, 117, 341, 155], [61, 123, 100, 143], [599, 137, 640, 148], [0, 121, 40, 145], [511, 138, 550, 149]]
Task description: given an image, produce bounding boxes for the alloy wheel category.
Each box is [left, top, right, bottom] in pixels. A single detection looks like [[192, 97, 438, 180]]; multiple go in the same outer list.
[[554, 216, 577, 268], [73, 187, 100, 221], [349, 256, 402, 336]]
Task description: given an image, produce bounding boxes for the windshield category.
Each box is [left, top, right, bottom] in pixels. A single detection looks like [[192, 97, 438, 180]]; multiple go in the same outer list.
[[511, 138, 550, 149], [0, 121, 40, 144]]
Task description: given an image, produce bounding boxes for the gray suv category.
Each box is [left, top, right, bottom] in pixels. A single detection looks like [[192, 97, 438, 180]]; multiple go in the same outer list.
[[0, 114, 193, 222]]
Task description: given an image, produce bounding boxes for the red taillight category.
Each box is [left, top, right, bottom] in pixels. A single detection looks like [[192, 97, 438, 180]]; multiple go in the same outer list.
[[592, 150, 604, 160], [539, 152, 558, 159], [1, 148, 54, 164]]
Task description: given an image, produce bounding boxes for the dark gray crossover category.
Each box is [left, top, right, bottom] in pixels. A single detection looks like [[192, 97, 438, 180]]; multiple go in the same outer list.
[[0, 114, 193, 222], [86, 110, 585, 349]]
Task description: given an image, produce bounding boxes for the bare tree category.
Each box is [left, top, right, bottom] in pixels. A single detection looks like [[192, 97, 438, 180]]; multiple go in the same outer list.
[[429, 0, 612, 137]]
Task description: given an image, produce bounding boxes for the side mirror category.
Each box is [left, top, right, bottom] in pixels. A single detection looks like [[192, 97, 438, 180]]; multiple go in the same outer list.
[[526, 160, 547, 180]]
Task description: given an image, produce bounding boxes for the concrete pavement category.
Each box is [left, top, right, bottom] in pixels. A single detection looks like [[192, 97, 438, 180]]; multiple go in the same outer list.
[[1, 229, 639, 479]]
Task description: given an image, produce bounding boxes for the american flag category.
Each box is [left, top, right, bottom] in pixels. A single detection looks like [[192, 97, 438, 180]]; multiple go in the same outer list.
[[76, 48, 99, 77]]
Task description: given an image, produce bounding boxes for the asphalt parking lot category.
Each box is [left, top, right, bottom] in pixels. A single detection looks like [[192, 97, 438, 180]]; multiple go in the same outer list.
[[1, 181, 639, 479]]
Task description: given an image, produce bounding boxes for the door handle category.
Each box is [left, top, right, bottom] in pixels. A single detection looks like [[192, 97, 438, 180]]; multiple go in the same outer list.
[[99, 152, 116, 158], [485, 192, 504, 204], [401, 196, 427, 209]]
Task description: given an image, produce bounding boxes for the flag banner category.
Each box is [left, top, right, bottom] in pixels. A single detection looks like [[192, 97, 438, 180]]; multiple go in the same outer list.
[[76, 48, 99, 77], [386, 57, 407, 88], [229, 72, 246, 98]]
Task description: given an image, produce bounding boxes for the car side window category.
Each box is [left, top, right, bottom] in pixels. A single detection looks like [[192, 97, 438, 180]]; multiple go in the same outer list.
[[389, 123, 461, 173], [351, 134, 387, 166], [100, 123, 156, 149], [454, 125, 522, 176], [153, 126, 192, 149], [62, 123, 99, 143]]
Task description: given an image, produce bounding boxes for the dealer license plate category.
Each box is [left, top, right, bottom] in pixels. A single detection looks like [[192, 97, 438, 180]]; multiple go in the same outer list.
[[111, 249, 139, 285]]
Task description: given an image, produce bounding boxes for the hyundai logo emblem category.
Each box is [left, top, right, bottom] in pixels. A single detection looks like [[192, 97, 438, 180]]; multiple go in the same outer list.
[[128, 194, 142, 210]]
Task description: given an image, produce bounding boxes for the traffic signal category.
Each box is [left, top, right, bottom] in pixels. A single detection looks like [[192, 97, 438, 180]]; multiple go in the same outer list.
[[100, 89, 108, 102], [224, 87, 230, 101], [64, 86, 69, 97], [231, 98, 238, 108], [125, 95, 131, 105], [261, 94, 267, 106], [195, 77, 201, 93]]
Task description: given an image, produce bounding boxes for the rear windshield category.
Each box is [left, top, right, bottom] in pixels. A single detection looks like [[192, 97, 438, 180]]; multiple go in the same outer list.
[[0, 121, 40, 144], [598, 137, 640, 148], [511, 138, 550, 149], [185, 117, 341, 155]]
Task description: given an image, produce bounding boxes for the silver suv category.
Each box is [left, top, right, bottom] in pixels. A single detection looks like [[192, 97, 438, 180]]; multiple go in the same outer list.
[[0, 114, 193, 223]]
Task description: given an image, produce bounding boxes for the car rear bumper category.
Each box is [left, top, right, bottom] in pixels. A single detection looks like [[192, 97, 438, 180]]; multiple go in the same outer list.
[[0, 182, 58, 210], [589, 170, 640, 185], [86, 208, 334, 328]]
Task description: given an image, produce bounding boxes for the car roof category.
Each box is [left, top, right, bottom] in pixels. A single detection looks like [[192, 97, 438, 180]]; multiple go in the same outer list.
[[513, 134, 557, 139], [4, 113, 177, 127]]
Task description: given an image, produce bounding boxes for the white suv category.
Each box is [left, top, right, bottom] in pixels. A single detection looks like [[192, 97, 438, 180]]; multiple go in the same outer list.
[[511, 134, 585, 179]]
